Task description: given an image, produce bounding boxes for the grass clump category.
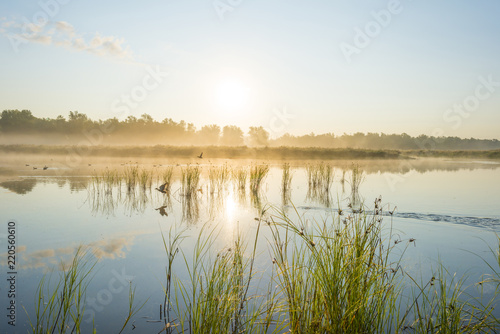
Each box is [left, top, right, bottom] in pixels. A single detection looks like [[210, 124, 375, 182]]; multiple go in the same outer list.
[[28, 247, 144, 334], [208, 164, 230, 195], [349, 164, 364, 194], [181, 165, 200, 197], [268, 198, 402, 333], [281, 163, 293, 205], [158, 166, 174, 194], [348, 164, 365, 210], [28, 248, 96, 333], [306, 162, 334, 191], [306, 162, 334, 206], [124, 166, 139, 192], [232, 167, 248, 193], [170, 223, 281, 333], [400, 267, 497, 333], [250, 164, 269, 193], [138, 168, 153, 190]]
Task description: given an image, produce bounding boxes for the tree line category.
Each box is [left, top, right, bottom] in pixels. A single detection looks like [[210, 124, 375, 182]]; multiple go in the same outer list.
[[1, 109, 499, 150]]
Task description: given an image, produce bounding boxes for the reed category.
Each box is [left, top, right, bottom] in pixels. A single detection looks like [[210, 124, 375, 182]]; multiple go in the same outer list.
[[306, 162, 334, 206], [208, 164, 230, 195], [250, 164, 269, 193], [160, 226, 186, 332], [340, 169, 346, 193], [348, 164, 365, 211], [159, 166, 174, 194], [172, 223, 274, 333], [232, 167, 247, 192], [124, 166, 139, 192], [28, 199, 500, 333], [138, 168, 153, 190], [400, 266, 497, 333], [306, 162, 334, 191], [28, 247, 96, 334], [181, 165, 200, 197], [349, 163, 364, 195], [281, 163, 293, 205], [268, 199, 403, 333]]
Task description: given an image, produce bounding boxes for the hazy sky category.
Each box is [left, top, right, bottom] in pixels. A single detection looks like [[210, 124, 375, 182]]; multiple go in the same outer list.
[[1, 0, 499, 139]]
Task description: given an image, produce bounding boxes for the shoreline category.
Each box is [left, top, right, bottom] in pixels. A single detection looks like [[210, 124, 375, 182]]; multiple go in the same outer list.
[[1, 144, 499, 160]]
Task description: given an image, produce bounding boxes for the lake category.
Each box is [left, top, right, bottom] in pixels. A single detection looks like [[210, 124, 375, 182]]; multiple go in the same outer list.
[[1, 157, 500, 333]]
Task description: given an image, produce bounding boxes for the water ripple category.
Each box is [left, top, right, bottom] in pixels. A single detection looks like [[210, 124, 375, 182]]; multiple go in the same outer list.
[[295, 206, 500, 230]]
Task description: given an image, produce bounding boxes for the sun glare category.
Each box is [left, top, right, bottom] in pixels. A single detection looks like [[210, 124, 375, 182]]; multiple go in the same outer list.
[[215, 80, 249, 111]]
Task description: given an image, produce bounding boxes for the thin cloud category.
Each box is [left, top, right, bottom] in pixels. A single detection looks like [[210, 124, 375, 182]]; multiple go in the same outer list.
[[55, 21, 75, 36], [0, 236, 135, 270], [1, 19, 135, 62], [89, 237, 134, 260], [2, 20, 15, 28]]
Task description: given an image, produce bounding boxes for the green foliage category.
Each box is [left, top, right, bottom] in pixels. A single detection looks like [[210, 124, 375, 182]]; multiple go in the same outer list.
[[27, 248, 96, 334]]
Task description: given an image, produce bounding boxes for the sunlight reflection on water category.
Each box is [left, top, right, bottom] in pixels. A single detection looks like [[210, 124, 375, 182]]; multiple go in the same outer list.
[[1, 159, 499, 332]]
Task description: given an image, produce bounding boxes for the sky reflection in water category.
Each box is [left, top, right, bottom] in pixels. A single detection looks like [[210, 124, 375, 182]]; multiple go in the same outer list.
[[0, 160, 499, 332]]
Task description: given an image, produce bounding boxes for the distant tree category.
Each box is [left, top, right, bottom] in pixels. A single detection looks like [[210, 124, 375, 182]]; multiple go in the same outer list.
[[126, 115, 137, 123], [248, 126, 269, 146], [221, 125, 244, 146], [67, 111, 91, 132], [140, 113, 154, 123], [0, 109, 35, 131], [2, 109, 500, 150], [198, 124, 221, 145]]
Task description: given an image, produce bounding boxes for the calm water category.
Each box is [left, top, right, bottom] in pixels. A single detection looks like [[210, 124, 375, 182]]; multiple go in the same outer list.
[[1, 158, 500, 333]]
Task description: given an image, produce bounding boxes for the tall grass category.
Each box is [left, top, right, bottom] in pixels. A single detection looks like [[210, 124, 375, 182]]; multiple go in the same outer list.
[[232, 167, 248, 205], [124, 166, 139, 192], [171, 223, 281, 333], [340, 169, 346, 193], [159, 166, 174, 194], [28, 247, 144, 334], [29, 198, 500, 333], [350, 164, 364, 191], [160, 226, 187, 333], [181, 165, 200, 197], [209, 164, 230, 195], [250, 164, 269, 193], [306, 162, 334, 206], [139, 168, 153, 190], [348, 164, 364, 211], [400, 266, 497, 333], [232, 167, 248, 191], [28, 248, 96, 334], [268, 198, 403, 333], [281, 163, 293, 205]]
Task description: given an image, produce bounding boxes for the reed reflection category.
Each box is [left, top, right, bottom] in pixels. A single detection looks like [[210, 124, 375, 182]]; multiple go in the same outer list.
[[306, 162, 333, 207]]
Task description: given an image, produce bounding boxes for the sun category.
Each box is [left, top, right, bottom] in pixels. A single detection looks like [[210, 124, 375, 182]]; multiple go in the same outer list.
[[215, 79, 249, 111]]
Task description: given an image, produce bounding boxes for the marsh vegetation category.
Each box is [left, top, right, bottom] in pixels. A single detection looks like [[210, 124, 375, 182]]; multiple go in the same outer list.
[[30, 197, 500, 333], [13, 162, 489, 333]]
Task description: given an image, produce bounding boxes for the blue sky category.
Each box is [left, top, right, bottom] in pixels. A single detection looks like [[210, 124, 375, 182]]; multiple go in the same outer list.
[[1, 0, 499, 139]]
